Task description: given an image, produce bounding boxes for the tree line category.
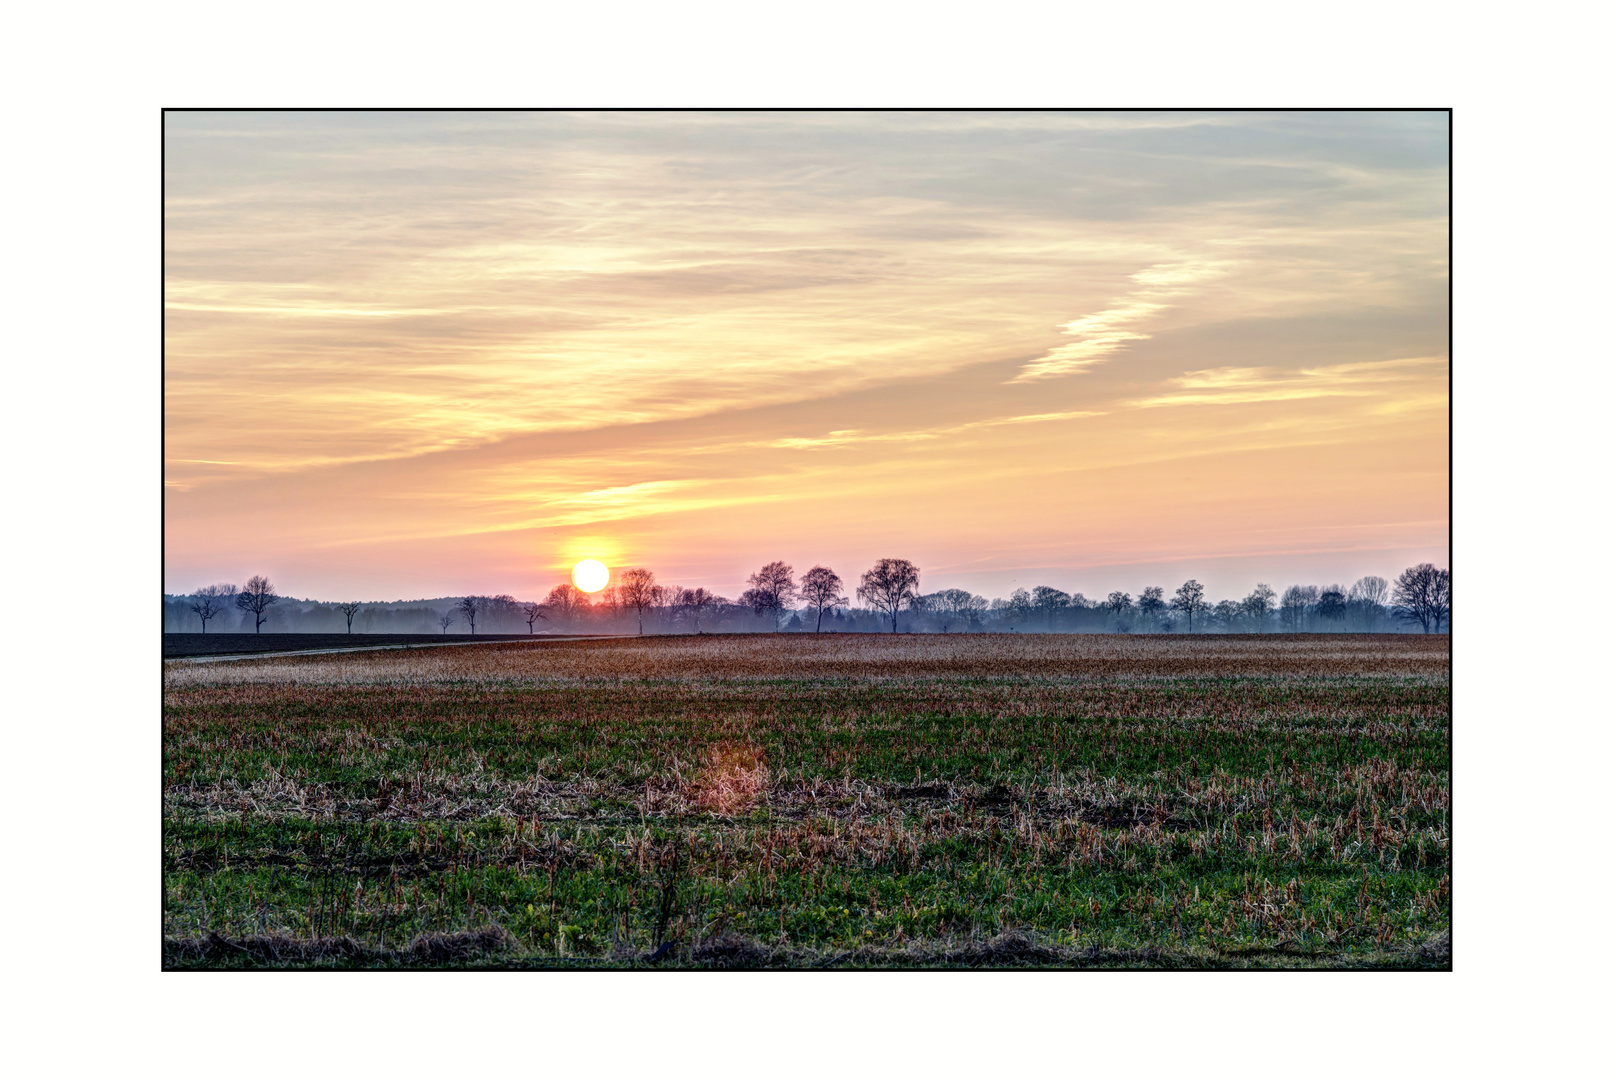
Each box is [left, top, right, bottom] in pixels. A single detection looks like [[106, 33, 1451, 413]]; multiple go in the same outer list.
[[163, 560, 1450, 636]]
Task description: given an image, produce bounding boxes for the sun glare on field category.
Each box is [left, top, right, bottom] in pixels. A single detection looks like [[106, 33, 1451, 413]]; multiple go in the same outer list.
[[572, 559, 609, 593]]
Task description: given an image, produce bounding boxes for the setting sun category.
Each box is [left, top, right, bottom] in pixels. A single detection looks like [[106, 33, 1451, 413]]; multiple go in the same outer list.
[[571, 559, 609, 593]]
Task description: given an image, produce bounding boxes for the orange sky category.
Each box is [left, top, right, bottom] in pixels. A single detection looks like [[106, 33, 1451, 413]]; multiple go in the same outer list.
[[164, 111, 1448, 603]]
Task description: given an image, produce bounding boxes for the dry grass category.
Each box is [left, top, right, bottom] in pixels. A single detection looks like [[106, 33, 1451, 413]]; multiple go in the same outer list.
[[164, 632, 1449, 687]]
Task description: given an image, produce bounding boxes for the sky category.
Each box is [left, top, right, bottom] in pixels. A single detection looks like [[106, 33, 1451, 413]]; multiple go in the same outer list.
[[164, 111, 1449, 603]]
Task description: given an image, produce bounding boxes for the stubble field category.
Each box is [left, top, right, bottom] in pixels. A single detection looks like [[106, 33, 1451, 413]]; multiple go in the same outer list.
[[163, 633, 1451, 969]]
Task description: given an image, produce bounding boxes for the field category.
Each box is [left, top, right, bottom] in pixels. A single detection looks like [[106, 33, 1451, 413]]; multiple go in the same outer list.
[[163, 633, 1450, 969]]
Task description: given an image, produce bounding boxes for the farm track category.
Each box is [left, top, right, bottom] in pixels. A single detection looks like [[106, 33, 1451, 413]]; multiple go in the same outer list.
[[166, 635, 632, 664]]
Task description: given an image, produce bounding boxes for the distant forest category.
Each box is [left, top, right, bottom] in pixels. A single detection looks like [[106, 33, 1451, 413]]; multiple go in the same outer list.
[[163, 560, 1451, 636]]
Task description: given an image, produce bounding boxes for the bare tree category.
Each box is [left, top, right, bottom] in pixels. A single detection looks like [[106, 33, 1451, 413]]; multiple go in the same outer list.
[[438, 610, 455, 634], [1280, 585, 1318, 632], [922, 588, 979, 633], [189, 583, 236, 633], [336, 601, 363, 633], [486, 594, 520, 633], [649, 584, 673, 632], [857, 558, 920, 634], [456, 595, 483, 634], [616, 567, 658, 635], [1137, 586, 1166, 630], [544, 583, 590, 627], [1348, 576, 1389, 631], [742, 561, 798, 631], [1350, 575, 1389, 607], [960, 592, 989, 631], [522, 602, 547, 634], [234, 575, 279, 633], [1032, 586, 1071, 630], [1392, 563, 1451, 634], [993, 587, 1034, 629], [676, 586, 719, 633], [1241, 583, 1276, 631], [797, 566, 848, 633], [1172, 579, 1207, 632], [1104, 591, 1133, 631], [1315, 585, 1347, 627]]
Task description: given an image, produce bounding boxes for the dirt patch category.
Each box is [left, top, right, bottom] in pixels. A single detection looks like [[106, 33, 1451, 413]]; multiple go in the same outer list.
[[165, 927, 513, 967], [1076, 803, 1193, 831], [690, 934, 777, 969]]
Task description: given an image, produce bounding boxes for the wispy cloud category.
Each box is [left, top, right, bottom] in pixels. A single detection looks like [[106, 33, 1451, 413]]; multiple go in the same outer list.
[[760, 409, 1106, 452], [1128, 356, 1446, 409], [1011, 260, 1233, 382]]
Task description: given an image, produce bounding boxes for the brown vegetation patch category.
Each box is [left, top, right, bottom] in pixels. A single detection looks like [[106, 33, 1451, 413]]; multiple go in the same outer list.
[[165, 632, 1450, 688], [686, 744, 769, 815]]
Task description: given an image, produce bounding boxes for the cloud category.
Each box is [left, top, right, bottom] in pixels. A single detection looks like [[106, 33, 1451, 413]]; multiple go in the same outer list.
[[759, 409, 1106, 452], [1009, 260, 1232, 382], [1127, 356, 1447, 409]]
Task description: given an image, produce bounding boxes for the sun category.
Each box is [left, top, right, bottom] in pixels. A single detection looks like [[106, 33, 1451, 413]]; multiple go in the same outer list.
[[571, 559, 610, 593]]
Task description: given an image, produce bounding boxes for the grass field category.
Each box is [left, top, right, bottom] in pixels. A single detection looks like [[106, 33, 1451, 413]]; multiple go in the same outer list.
[[163, 633, 1450, 969]]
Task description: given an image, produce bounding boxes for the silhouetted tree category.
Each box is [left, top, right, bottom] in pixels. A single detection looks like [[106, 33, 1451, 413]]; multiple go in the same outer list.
[[857, 558, 920, 633], [743, 561, 798, 630], [1105, 591, 1133, 631], [438, 611, 454, 634], [522, 602, 547, 634], [456, 595, 483, 634], [1280, 585, 1318, 631], [614, 568, 658, 635], [1315, 585, 1347, 626], [1348, 576, 1389, 631], [1172, 579, 1207, 632], [1032, 586, 1071, 630], [922, 588, 982, 633], [1241, 583, 1276, 630], [484, 594, 520, 633], [1351, 575, 1388, 606], [677, 586, 719, 633], [189, 583, 235, 632], [1212, 598, 1241, 630], [959, 592, 989, 631], [1138, 586, 1166, 629], [545, 583, 590, 626], [649, 584, 674, 632], [1392, 564, 1451, 633], [996, 588, 1034, 628], [337, 601, 362, 633], [234, 575, 279, 633], [799, 566, 848, 633]]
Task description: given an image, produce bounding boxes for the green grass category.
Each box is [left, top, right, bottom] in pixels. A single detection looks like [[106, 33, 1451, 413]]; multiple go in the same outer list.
[[163, 637, 1450, 969]]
